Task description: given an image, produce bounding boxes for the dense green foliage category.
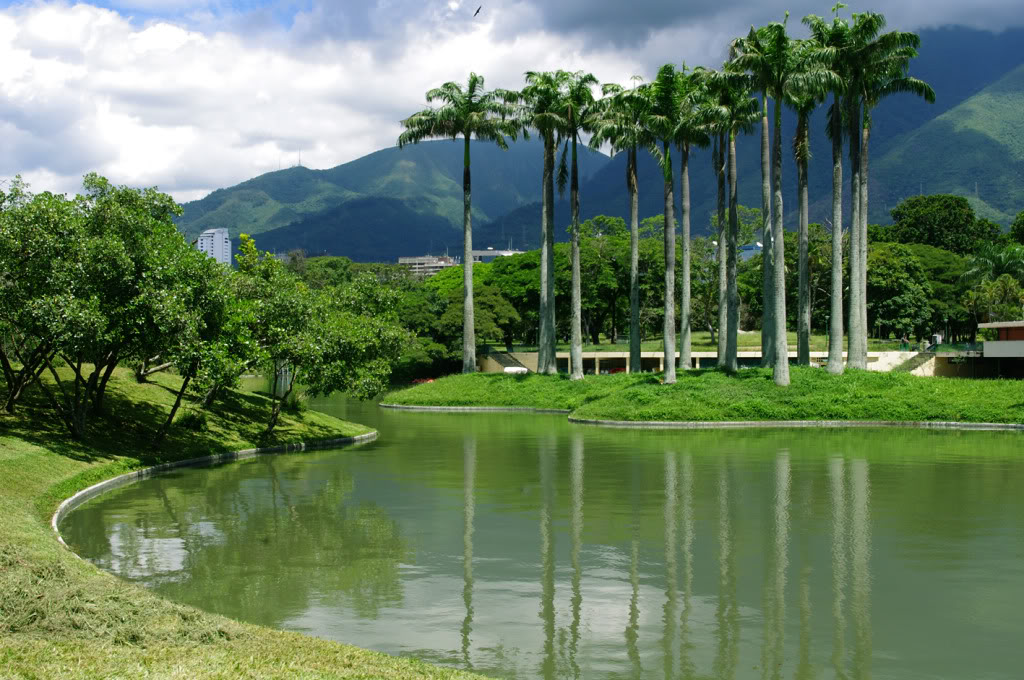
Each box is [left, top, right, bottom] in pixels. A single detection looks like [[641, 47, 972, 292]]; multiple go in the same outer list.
[[387, 368, 1024, 425], [890, 194, 1001, 255], [0, 177, 406, 439]]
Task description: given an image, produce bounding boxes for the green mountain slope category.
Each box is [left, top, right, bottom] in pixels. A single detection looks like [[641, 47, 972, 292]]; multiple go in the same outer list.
[[176, 138, 610, 241], [871, 63, 1024, 224]]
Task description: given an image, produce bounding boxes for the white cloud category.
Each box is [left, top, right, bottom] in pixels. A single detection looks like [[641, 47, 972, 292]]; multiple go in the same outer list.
[[1, 1, 1021, 203]]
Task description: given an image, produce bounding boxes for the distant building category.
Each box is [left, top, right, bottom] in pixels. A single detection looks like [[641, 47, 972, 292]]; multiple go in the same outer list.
[[398, 254, 459, 278], [196, 228, 231, 265], [470, 247, 524, 263]]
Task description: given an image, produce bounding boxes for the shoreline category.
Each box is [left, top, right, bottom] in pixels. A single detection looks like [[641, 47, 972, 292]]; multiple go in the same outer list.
[[51, 432, 378, 551]]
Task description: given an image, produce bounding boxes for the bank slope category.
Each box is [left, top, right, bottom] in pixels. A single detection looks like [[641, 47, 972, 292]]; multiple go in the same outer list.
[[0, 368, 485, 680]]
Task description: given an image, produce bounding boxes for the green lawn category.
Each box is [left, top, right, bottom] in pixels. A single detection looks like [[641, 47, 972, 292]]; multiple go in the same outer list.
[[1, 367, 484, 680], [385, 367, 1024, 425]]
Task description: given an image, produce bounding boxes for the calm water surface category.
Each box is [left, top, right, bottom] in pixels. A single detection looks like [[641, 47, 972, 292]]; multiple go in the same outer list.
[[62, 397, 1024, 679]]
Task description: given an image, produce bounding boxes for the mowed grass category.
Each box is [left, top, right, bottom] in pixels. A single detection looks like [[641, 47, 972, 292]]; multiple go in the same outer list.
[[387, 367, 1024, 425], [383, 371, 652, 411], [1, 367, 484, 680]]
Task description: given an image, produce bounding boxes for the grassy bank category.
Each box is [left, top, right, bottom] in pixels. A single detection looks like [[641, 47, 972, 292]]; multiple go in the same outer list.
[[1, 368, 483, 679], [386, 367, 1024, 425]]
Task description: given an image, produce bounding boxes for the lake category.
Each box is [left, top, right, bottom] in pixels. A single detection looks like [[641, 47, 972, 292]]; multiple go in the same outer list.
[[61, 396, 1024, 679]]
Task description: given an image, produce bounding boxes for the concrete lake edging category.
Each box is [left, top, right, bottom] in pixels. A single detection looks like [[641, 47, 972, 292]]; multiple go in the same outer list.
[[567, 416, 1024, 431], [379, 403, 572, 414], [380, 404, 1024, 431], [51, 431, 378, 550]]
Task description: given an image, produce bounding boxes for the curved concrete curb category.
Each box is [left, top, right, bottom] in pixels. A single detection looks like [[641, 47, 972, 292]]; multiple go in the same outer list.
[[568, 417, 1024, 431], [51, 431, 377, 550], [380, 403, 571, 414]]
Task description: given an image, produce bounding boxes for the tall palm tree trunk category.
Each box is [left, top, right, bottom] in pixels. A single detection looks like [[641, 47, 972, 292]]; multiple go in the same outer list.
[[663, 142, 677, 384], [760, 98, 775, 367], [679, 144, 692, 372], [771, 98, 790, 387], [847, 102, 866, 369], [859, 124, 870, 354], [725, 131, 739, 373], [538, 133, 557, 374], [569, 137, 584, 380], [797, 114, 811, 366], [629, 148, 641, 373], [826, 96, 845, 375], [462, 135, 477, 373], [716, 135, 728, 366]]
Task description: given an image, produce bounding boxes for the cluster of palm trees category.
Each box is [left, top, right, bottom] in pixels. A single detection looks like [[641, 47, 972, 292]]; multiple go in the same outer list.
[[398, 6, 933, 387]]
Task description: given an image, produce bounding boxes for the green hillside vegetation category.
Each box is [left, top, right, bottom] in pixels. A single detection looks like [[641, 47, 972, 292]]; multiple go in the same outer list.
[[176, 138, 610, 244], [873, 63, 1024, 224]]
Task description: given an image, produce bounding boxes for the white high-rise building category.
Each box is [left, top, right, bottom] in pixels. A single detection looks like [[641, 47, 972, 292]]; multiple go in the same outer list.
[[196, 228, 231, 265]]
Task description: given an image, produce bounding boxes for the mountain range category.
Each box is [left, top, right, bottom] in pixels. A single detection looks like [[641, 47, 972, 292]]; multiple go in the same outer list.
[[174, 26, 1024, 261]]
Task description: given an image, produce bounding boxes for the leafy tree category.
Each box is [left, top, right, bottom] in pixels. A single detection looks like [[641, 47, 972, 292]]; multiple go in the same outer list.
[[866, 242, 932, 340], [1011, 210, 1024, 246], [300, 255, 353, 290], [0, 183, 81, 413], [903, 244, 970, 343], [398, 72, 517, 374], [438, 284, 521, 355], [690, 236, 720, 342], [235, 236, 405, 434], [890, 195, 994, 255], [710, 204, 761, 247]]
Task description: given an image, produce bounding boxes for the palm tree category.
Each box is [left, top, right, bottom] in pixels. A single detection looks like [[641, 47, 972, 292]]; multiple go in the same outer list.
[[804, 9, 852, 375], [787, 39, 829, 366], [672, 70, 712, 372], [648, 64, 683, 384], [556, 71, 600, 380], [399, 73, 516, 373], [696, 67, 758, 373], [521, 70, 568, 375], [851, 12, 935, 367], [590, 78, 655, 374], [732, 17, 839, 386]]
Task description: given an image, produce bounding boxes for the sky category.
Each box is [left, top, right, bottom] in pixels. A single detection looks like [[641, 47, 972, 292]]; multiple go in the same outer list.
[[1, 0, 1022, 203]]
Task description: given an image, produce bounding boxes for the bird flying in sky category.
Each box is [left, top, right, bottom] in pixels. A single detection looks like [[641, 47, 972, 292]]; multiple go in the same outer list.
[[474, 5, 481, 17]]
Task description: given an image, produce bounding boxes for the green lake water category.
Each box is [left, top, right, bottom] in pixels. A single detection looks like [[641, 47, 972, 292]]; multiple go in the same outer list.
[[61, 397, 1024, 679]]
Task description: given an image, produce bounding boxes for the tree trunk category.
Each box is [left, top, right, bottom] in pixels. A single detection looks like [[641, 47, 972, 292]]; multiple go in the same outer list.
[[716, 134, 728, 367], [725, 132, 740, 374], [156, 368, 194, 443], [462, 134, 477, 373], [569, 136, 584, 380], [760, 97, 775, 368], [858, 124, 871, 367], [679, 144, 692, 372], [92, 353, 119, 415], [663, 141, 677, 384], [538, 133, 558, 374], [827, 94, 845, 375], [265, 371, 296, 436], [629, 147, 641, 373], [847, 101, 866, 370], [771, 98, 790, 387], [797, 114, 811, 366]]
